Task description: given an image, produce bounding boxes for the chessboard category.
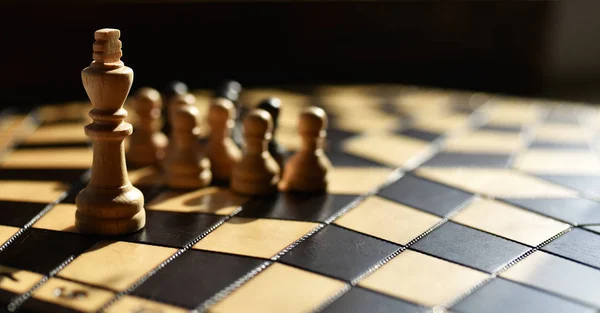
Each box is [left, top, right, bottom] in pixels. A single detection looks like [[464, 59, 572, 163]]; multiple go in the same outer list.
[[0, 84, 600, 313]]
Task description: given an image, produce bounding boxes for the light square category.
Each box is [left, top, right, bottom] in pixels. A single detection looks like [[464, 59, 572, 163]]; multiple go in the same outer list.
[[107, 295, 188, 313], [501, 251, 600, 307], [452, 198, 569, 246], [24, 123, 89, 144], [0, 265, 43, 294], [128, 166, 165, 187], [58, 241, 177, 291], [0, 148, 92, 169], [328, 167, 393, 195], [148, 187, 247, 215], [513, 149, 600, 175], [359, 250, 487, 307], [343, 134, 433, 169], [0, 180, 68, 203], [416, 168, 577, 198], [534, 124, 588, 143], [33, 203, 77, 232], [193, 217, 318, 258], [0, 225, 20, 246], [32, 277, 114, 313], [443, 131, 524, 154], [209, 263, 346, 313], [335, 196, 441, 245]]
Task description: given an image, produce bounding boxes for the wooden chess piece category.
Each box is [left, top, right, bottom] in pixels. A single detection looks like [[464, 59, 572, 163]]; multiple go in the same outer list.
[[279, 107, 331, 193], [164, 105, 211, 188], [231, 109, 280, 195], [161, 81, 188, 135], [75, 28, 145, 235], [216, 80, 244, 148], [127, 87, 168, 167], [206, 98, 242, 181], [257, 97, 286, 169]]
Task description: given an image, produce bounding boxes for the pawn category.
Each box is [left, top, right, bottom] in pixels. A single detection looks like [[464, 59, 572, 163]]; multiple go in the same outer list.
[[206, 98, 242, 182], [161, 81, 189, 135], [164, 105, 211, 188], [216, 80, 244, 149], [127, 88, 168, 167], [231, 109, 280, 195], [257, 97, 286, 169], [279, 107, 331, 193]]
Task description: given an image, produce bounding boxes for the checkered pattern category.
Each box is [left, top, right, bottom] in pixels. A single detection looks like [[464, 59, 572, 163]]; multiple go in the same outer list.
[[0, 87, 598, 313]]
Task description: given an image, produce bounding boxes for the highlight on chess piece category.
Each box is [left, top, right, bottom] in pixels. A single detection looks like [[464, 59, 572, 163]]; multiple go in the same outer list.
[[231, 108, 280, 195], [279, 106, 331, 193], [75, 28, 146, 235]]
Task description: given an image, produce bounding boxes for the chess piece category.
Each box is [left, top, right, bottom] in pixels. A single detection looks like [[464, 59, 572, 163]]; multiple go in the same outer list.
[[279, 107, 331, 193], [161, 81, 188, 135], [164, 105, 211, 188], [257, 97, 286, 169], [231, 109, 280, 195], [75, 28, 145, 235], [206, 98, 242, 182], [216, 80, 244, 148], [127, 87, 168, 167], [216, 80, 242, 104]]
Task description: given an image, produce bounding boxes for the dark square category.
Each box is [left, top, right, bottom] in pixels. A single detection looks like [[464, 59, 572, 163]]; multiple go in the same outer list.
[[528, 140, 590, 150], [237, 193, 359, 222], [411, 222, 529, 273], [322, 287, 428, 313], [537, 175, 600, 196], [328, 151, 389, 167], [452, 278, 595, 313], [397, 128, 442, 142], [120, 211, 224, 248], [479, 124, 523, 133], [132, 249, 265, 309], [0, 201, 49, 227], [0, 168, 87, 182], [422, 152, 511, 168], [279, 225, 400, 281], [378, 175, 474, 217], [0, 228, 98, 274], [503, 198, 600, 225], [16, 142, 90, 150], [543, 228, 600, 269]]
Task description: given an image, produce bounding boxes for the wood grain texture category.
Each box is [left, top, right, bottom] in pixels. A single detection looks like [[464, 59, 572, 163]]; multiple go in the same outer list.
[[75, 29, 146, 235]]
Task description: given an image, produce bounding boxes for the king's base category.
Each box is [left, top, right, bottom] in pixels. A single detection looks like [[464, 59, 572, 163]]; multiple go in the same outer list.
[[74, 184, 146, 235], [75, 209, 145, 235]]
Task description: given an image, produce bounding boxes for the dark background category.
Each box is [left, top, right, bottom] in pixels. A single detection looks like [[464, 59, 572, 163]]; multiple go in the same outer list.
[[1, 1, 599, 109]]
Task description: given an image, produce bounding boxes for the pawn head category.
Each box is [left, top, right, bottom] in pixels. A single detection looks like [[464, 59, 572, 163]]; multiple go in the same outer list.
[[257, 97, 281, 129], [208, 98, 235, 126], [170, 93, 196, 108], [244, 109, 273, 139], [172, 106, 199, 134], [163, 81, 188, 99], [299, 106, 327, 137], [134, 88, 162, 112]]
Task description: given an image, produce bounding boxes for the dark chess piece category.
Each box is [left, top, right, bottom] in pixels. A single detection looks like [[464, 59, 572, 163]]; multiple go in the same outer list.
[[257, 97, 286, 169]]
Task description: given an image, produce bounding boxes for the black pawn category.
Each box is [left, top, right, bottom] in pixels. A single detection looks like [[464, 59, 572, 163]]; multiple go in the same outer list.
[[257, 97, 286, 169], [217, 80, 244, 148], [161, 81, 189, 135]]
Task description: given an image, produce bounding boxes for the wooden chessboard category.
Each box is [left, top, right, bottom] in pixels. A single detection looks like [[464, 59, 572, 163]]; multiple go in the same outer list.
[[0, 85, 599, 313]]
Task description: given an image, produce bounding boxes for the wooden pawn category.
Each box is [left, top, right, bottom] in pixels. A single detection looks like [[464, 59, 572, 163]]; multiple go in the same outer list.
[[164, 105, 212, 188], [127, 87, 168, 167], [206, 98, 242, 181], [231, 109, 280, 195], [279, 107, 331, 193]]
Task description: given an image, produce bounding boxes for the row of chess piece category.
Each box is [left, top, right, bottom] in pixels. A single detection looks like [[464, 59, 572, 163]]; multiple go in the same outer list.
[[125, 81, 332, 195]]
